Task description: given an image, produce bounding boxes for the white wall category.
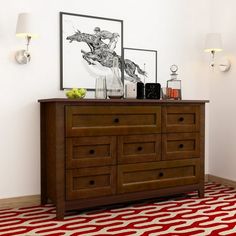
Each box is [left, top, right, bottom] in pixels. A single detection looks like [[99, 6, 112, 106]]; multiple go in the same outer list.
[[0, 0, 210, 198], [208, 0, 236, 180]]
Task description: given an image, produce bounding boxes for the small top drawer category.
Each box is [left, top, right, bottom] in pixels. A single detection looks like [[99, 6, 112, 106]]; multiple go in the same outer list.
[[162, 105, 200, 133], [66, 106, 161, 137], [118, 134, 161, 164]]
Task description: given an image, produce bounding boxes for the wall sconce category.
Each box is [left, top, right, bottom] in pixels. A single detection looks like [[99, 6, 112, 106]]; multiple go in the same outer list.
[[204, 33, 231, 72], [15, 13, 38, 64]]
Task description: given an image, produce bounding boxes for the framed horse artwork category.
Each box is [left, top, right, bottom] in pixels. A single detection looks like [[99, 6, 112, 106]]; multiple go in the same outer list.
[[60, 12, 124, 90], [123, 48, 157, 85]]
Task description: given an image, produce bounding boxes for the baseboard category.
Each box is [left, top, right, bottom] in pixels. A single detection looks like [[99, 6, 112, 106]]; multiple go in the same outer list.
[[0, 195, 40, 209], [207, 174, 236, 188]]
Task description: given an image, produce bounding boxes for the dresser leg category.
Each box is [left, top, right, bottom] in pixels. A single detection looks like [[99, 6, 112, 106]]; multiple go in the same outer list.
[[198, 188, 204, 198], [40, 167, 48, 205], [56, 207, 65, 220], [41, 194, 48, 205], [40, 164, 48, 205]]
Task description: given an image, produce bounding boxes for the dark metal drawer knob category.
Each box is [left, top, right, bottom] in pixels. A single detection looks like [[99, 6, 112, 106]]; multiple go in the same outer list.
[[179, 144, 184, 149], [179, 117, 184, 122], [114, 118, 119, 123], [89, 149, 95, 154], [137, 146, 143, 151], [89, 180, 95, 185], [159, 172, 164, 177]]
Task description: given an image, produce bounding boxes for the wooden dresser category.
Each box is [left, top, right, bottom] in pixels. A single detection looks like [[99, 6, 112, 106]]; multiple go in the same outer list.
[[39, 99, 208, 219]]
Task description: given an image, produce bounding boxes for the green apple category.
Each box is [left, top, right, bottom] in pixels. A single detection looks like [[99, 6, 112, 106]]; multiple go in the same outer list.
[[71, 88, 78, 93], [74, 90, 82, 98], [79, 88, 86, 96], [66, 90, 74, 98]]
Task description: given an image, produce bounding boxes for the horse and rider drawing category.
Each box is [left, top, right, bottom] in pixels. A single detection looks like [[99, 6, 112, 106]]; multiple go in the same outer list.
[[66, 27, 146, 82]]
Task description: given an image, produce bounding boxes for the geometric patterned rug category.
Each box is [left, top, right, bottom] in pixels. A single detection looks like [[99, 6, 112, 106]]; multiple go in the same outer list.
[[1, 183, 236, 236]]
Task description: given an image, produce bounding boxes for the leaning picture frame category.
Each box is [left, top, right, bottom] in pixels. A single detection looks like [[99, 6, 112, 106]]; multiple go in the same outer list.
[[123, 47, 157, 84], [60, 12, 124, 90]]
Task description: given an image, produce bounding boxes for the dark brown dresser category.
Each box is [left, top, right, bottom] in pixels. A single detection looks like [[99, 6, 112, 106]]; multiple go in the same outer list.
[[39, 99, 208, 219]]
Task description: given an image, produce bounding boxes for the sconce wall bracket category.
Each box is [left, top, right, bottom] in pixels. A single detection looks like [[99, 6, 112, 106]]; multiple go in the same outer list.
[[218, 57, 231, 72], [15, 50, 31, 64], [210, 50, 215, 67]]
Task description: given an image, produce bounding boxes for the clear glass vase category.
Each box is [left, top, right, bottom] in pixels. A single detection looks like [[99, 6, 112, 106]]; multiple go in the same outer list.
[[107, 57, 124, 99], [95, 76, 107, 99]]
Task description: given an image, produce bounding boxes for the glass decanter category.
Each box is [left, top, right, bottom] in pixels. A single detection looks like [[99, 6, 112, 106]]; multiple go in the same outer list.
[[107, 57, 124, 99], [166, 64, 182, 100]]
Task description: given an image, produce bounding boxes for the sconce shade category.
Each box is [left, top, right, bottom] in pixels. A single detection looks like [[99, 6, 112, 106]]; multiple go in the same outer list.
[[204, 33, 223, 52], [16, 13, 38, 38]]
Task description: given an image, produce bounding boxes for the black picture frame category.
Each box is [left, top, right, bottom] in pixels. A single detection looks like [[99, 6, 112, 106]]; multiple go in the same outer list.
[[60, 12, 124, 90], [123, 47, 157, 84]]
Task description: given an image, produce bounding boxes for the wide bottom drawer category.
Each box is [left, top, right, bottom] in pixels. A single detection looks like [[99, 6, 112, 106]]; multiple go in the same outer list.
[[66, 166, 116, 200], [118, 159, 200, 194]]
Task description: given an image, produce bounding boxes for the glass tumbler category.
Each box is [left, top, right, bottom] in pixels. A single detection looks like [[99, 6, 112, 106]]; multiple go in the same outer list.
[[161, 87, 168, 100], [95, 76, 107, 99]]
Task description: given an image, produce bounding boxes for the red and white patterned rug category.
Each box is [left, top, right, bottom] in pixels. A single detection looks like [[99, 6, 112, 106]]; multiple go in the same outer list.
[[1, 183, 236, 236]]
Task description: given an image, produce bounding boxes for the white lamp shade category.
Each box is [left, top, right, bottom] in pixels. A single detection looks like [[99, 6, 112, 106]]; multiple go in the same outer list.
[[204, 33, 223, 52], [16, 13, 38, 38]]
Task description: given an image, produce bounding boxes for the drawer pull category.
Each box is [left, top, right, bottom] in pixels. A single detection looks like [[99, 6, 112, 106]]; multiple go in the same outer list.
[[89, 180, 95, 185], [179, 117, 184, 122], [89, 149, 95, 154], [114, 118, 120, 123], [137, 146, 143, 151], [159, 172, 164, 177], [179, 144, 184, 149]]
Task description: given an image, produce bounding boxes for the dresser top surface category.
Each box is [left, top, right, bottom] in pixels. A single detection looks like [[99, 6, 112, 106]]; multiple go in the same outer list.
[[38, 98, 209, 104]]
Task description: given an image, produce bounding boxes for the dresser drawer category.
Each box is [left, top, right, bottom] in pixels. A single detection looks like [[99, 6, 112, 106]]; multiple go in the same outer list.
[[66, 136, 116, 168], [66, 166, 116, 200], [65, 106, 161, 136], [118, 134, 161, 164], [117, 160, 200, 194], [162, 133, 200, 160], [162, 105, 200, 133]]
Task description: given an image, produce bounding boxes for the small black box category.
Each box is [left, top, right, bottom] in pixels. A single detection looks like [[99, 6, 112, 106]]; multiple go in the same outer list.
[[145, 83, 161, 99], [136, 82, 145, 99]]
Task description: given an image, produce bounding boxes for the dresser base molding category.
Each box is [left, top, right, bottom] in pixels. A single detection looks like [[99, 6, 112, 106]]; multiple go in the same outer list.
[[0, 195, 40, 209], [65, 184, 202, 211]]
